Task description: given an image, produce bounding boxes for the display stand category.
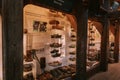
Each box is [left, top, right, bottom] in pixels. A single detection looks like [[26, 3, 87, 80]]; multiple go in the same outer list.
[[67, 27, 76, 65], [23, 59, 37, 79], [87, 22, 100, 69]]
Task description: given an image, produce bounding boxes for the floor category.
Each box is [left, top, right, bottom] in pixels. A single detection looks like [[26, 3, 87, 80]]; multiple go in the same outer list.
[[89, 63, 120, 80]]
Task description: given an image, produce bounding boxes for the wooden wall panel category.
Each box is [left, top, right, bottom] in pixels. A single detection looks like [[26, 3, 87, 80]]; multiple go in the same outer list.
[[114, 22, 120, 62], [2, 0, 23, 80], [100, 16, 109, 71], [0, 0, 1, 14], [75, 1, 88, 80]]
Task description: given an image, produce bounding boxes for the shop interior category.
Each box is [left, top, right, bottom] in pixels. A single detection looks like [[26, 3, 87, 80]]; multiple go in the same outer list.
[[23, 4, 102, 80], [0, 0, 120, 80]]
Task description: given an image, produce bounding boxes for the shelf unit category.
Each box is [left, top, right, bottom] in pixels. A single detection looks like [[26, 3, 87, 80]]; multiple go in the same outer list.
[[87, 22, 100, 71], [23, 55, 37, 79], [68, 27, 76, 65]]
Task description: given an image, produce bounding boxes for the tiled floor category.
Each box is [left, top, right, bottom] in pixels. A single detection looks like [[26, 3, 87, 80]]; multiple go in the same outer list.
[[89, 63, 120, 80]]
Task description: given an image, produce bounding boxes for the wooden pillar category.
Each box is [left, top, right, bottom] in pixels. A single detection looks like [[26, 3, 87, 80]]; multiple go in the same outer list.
[[2, 0, 23, 80], [114, 21, 120, 63], [99, 0, 110, 72], [75, 1, 88, 80], [100, 15, 109, 71], [0, 0, 1, 13]]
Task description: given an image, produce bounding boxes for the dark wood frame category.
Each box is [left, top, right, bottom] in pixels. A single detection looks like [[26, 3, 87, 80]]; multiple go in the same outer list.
[[114, 21, 120, 63], [1, 0, 117, 80], [0, 1, 1, 14], [2, 0, 23, 80], [74, 1, 88, 79], [100, 15, 109, 71]]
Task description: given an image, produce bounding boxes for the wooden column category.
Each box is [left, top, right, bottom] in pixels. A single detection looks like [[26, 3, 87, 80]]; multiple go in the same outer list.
[[99, 0, 110, 72], [114, 21, 120, 63], [0, 0, 1, 13], [75, 1, 88, 80], [100, 15, 109, 71], [2, 0, 23, 80]]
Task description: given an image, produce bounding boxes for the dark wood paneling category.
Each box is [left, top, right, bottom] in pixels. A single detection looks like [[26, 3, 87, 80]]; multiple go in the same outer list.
[[74, 1, 88, 80], [99, 0, 110, 72], [0, 0, 1, 14], [2, 0, 23, 80], [100, 15, 109, 71], [114, 22, 120, 62]]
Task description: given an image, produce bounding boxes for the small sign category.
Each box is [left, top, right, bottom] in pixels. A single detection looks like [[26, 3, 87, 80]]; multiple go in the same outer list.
[[36, 0, 75, 13]]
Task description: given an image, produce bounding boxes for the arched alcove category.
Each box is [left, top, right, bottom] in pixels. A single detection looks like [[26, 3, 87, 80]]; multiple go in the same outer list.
[[23, 4, 77, 79]]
